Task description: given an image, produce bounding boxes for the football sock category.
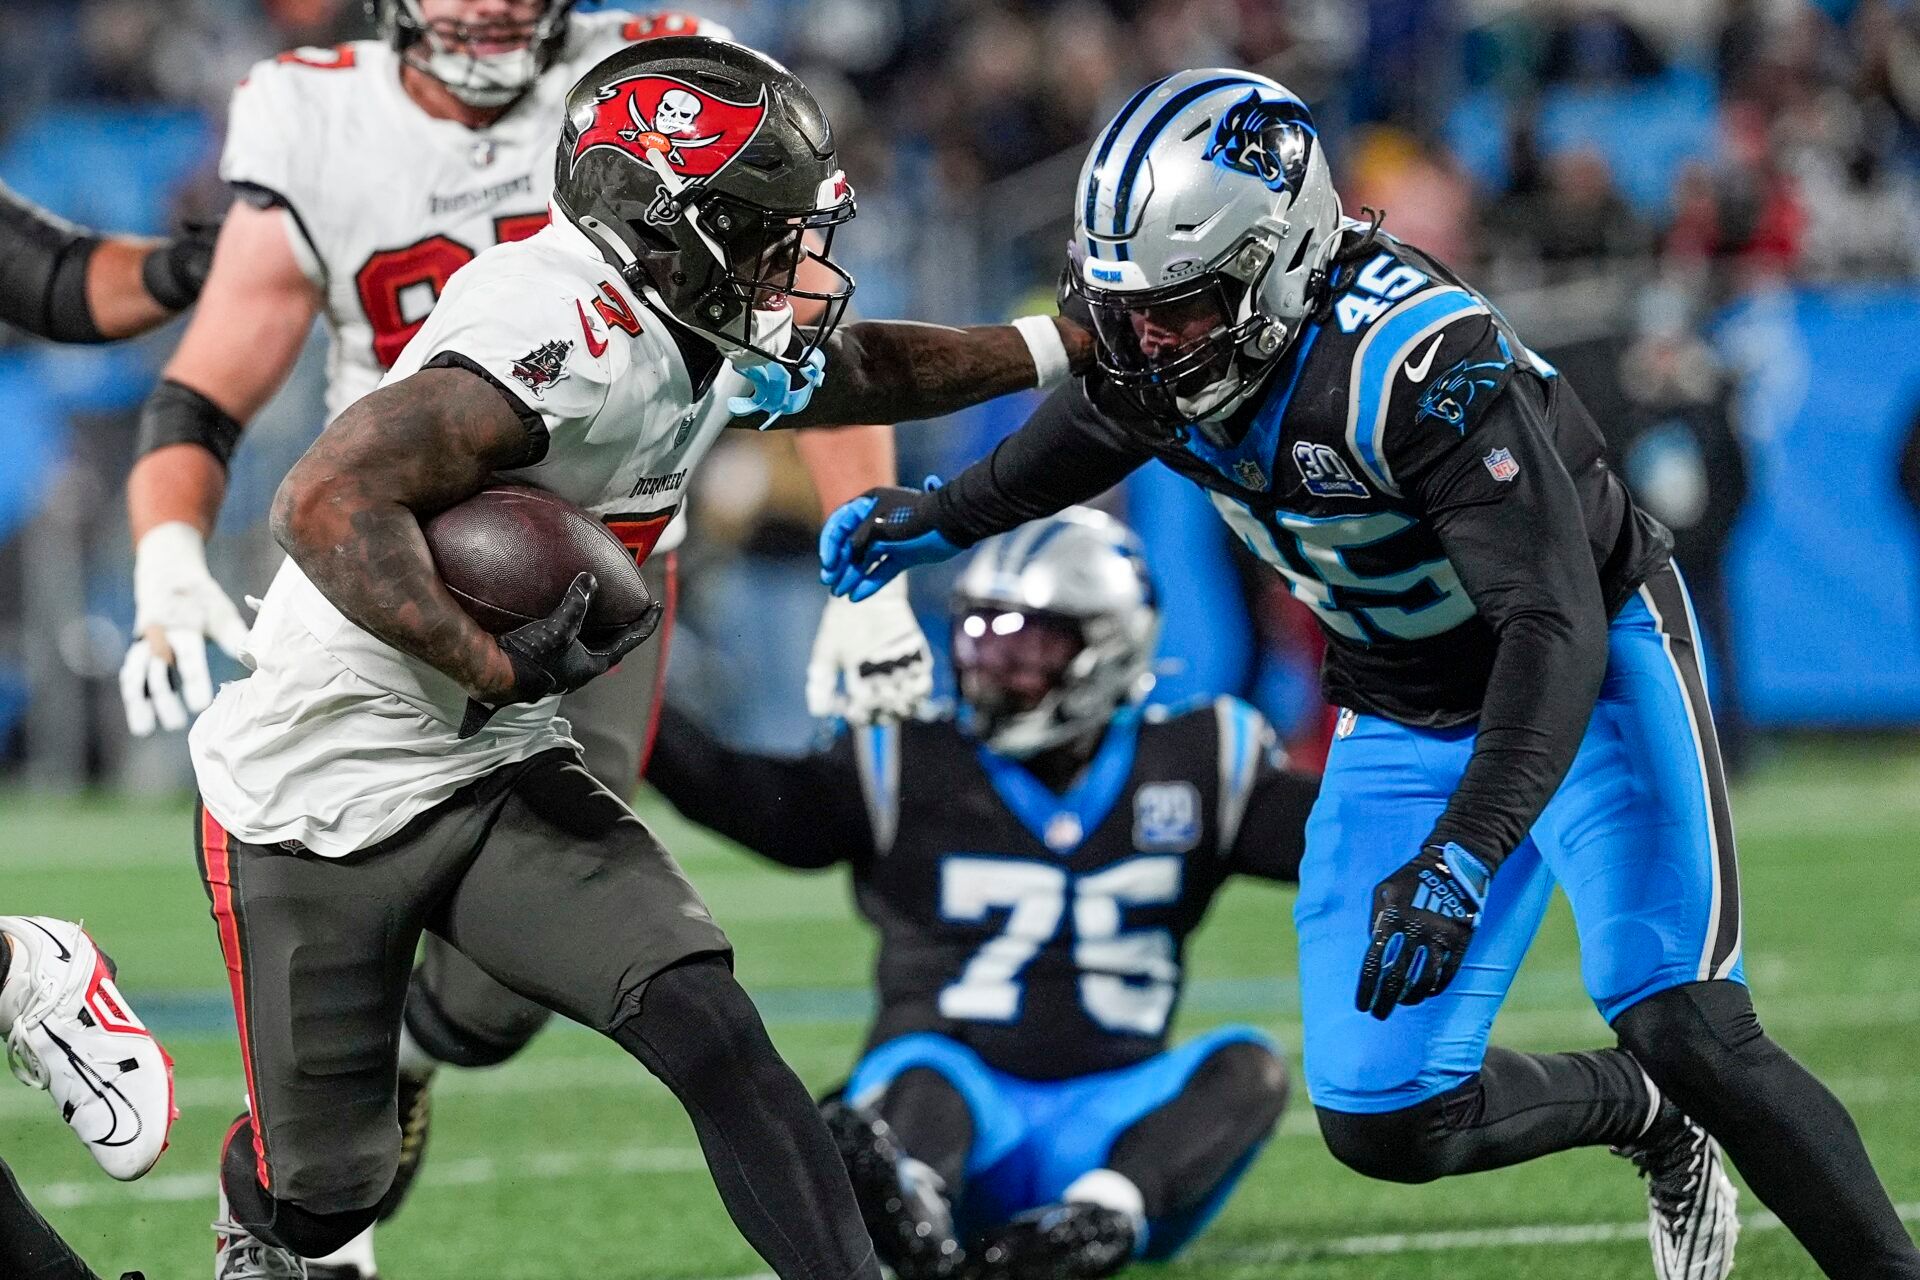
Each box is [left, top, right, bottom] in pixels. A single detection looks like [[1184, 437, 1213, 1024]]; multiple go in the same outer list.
[[612, 956, 881, 1280], [0, 1156, 103, 1280], [1105, 1038, 1287, 1220], [1615, 980, 1920, 1278], [1315, 1045, 1655, 1183], [874, 1066, 976, 1197]]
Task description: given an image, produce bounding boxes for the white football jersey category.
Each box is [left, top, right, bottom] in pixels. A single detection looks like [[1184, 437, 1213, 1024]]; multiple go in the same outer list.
[[220, 8, 723, 424], [189, 214, 753, 857]]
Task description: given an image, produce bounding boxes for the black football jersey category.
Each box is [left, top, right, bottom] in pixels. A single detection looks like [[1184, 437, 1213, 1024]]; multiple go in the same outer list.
[[928, 228, 1673, 861], [646, 698, 1311, 1082]]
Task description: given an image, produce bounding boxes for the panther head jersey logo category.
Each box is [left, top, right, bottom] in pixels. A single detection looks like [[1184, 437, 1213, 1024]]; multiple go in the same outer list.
[[1203, 90, 1315, 194], [570, 75, 769, 180]]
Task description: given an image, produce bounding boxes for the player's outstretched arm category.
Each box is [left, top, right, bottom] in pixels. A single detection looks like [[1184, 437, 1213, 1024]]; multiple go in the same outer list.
[[778, 315, 1093, 431], [645, 704, 875, 868], [819, 382, 1148, 600], [271, 366, 540, 704], [120, 200, 324, 734], [0, 182, 214, 343]]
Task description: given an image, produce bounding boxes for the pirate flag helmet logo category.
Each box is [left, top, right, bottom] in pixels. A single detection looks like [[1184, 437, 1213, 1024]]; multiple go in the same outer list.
[[569, 75, 769, 183], [555, 36, 855, 372]]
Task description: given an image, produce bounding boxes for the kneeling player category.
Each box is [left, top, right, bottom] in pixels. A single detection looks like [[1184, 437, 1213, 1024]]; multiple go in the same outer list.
[[647, 509, 1317, 1280]]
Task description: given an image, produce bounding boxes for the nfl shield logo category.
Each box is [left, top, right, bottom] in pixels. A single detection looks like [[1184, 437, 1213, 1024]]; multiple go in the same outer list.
[[1483, 447, 1520, 482]]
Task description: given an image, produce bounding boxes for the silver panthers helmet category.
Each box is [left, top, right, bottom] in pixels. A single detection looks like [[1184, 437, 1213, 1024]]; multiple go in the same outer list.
[[950, 508, 1160, 759], [369, 0, 578, 107], [1070, 70, 1343, 436]]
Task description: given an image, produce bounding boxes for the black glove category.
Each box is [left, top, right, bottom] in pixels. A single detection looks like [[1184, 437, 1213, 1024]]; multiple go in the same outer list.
[[458, 572, 662, 739], [1355, 841, 1493, 1020], [140, 218, 221, 311]]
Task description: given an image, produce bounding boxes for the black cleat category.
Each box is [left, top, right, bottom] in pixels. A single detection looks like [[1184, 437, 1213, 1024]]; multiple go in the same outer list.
[[374, 1068, 433, 1223], [821, 1096, 965, 1280], [1612, 1101, 1738, 1280], [969, 1203, 1137, 1280], [306, 1267, 372, 1280]]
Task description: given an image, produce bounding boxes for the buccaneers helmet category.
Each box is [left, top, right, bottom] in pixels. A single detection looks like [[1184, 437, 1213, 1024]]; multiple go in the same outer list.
[[554, 37, 855, 368]]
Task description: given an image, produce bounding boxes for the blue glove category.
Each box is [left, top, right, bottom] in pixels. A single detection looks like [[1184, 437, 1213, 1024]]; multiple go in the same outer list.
[[728, 347, 827, 427], [819, 480, 962, 602], [1355, 841, 1491, 1020]]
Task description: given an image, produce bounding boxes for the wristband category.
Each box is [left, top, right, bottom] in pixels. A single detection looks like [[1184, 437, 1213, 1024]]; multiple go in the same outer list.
[[1013, 314, 1070, 391], [136, 379, 242, 467]]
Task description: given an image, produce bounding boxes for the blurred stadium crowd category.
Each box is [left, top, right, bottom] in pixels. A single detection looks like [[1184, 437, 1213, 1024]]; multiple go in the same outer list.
[[3, 0, 1920, 786]]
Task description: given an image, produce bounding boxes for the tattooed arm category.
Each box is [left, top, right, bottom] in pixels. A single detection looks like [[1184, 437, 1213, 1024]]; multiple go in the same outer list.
[[779, 316, 1094, 430], [270, 365, 537, 702]]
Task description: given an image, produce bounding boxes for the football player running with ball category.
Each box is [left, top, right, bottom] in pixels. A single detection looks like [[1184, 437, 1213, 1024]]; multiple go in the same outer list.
[[116, 4, 932, 1276], [820, 72, 1920, 1279], [648, 508, 1318, 1280], [185, 36, 1090, 1280]]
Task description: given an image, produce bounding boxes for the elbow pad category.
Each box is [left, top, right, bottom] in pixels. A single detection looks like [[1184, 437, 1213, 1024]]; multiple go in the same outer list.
[[136, 379, 243, 468], [0, 184, 104, 343]]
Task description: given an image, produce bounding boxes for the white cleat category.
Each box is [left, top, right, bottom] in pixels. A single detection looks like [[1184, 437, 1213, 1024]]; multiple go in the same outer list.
[[0, 915, 176, 1180], [215, 1183, 308, 1280], [1615, 1104, 1740, 1280]]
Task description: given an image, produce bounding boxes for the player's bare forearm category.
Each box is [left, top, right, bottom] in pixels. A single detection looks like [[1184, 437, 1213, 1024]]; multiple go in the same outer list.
[[793, 422, 896, 513], [782, 317, 1093, 430], [127, 447, 230, 541], [271, 367, 534, 701], [85, 237, 173, 339]]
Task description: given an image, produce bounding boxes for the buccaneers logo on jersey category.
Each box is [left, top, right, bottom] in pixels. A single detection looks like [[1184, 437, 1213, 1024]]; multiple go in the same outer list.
[[570, 75, 768, 180]]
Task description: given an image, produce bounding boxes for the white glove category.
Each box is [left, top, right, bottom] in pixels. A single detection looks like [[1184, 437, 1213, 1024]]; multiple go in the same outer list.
[[806, 576, 934, 724], [118, 522, 251, 736]]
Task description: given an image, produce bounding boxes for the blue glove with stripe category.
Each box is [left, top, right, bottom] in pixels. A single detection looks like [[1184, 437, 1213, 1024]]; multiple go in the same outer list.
[[819, 479, 962, 602], [1356, 841, 1491, 1020]]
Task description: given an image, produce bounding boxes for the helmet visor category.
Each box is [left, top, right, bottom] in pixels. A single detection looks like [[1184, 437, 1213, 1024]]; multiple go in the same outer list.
[[1083, 274, 1247, 397], [952, 608, 1086, 726]]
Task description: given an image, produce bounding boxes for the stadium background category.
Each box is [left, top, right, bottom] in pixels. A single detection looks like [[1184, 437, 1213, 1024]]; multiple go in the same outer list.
[[2, 0, 1919, 1276]]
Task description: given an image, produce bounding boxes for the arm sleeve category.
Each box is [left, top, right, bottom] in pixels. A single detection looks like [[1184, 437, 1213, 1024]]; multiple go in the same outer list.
[[0, 183, 102, 343], [644, 704, 875, 868], [930, 380, 1150, 547], [1395, 369, 1611, 865]]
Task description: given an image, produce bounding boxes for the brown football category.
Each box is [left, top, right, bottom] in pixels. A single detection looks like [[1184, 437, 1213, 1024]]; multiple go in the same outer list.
[[423, 485, 652, 650]]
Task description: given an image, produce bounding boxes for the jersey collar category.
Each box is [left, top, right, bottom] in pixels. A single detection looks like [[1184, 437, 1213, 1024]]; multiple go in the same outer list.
[[975, 708, 1144, 856]]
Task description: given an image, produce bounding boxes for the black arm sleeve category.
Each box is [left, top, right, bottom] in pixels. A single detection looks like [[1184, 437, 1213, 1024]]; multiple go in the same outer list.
[[1227, 765, 1320, 884], [1408, 376, 1611, 865], [644, 704, 875, 868], [930, 380, 1149, 547], [0, 182, 104, 344]]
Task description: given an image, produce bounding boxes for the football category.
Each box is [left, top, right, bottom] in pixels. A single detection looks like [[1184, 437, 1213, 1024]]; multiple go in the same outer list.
[[423, 484, 652, 651]]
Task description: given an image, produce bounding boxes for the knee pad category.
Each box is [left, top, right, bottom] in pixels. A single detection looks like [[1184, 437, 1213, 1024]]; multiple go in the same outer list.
[[1612, 980, 1764, 1089], [1315, 1078, 1494, 1186], [402, 949, 551, 1069], [220, 1117, 381, 1257], [611, 953, 772, 1096]]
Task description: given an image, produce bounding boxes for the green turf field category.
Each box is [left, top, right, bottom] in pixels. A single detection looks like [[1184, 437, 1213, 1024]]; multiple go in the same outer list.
[[5, 743, 1918, 1279]]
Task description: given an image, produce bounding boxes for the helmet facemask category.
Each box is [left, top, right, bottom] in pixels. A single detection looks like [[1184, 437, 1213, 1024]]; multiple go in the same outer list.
[[380, 0, 575, 108], [953, 606, 1116, 759], [629, 188, 855, 369], [1074, 235, 1289, 437]]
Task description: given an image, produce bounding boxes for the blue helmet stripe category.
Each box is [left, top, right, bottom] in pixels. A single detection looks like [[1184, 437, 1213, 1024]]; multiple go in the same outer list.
[[1109, 76, 1257, 236], [1083, 77, 1168, 241], [1014, 517, 1071, 572]]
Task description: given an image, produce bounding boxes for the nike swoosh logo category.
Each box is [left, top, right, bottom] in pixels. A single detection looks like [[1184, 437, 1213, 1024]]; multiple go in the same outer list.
[[1403, 333, 1445, 382], [576, 300, 608, 358], [25, 918, 72, 961]]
